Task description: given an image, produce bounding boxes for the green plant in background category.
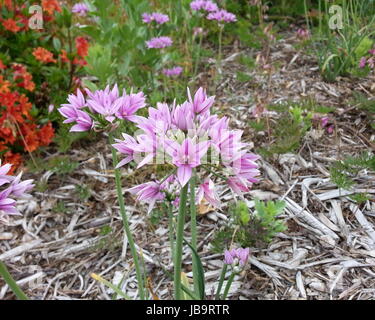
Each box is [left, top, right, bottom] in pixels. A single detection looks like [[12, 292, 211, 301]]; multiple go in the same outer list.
[[305, 0, 375, 82], [330, 152, 375, 190], [257, 105, 313, 158], [254, 99, 334, 158], [211, 200, 287, 253]]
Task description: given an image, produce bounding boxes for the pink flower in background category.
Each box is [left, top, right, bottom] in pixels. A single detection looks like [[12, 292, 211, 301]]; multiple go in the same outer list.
[[197, 178, 221, 208], [59, 84, 146, 130], [320, 116, 334, 135], [162, 66, 183, 77], [48, 104, 54, 113], [224, 248, 250, 267], [207, 9, 237, 23], [115, 92, 146, 121], [190, 0, 218, 12], [193, 27, 206, 37], [146, 36, 173, 49], [296, 28, 310, 40], [368, 57, 374, 69], [142, 12, 169, 25], [0, 161, 34, 222], [72, 3, 89, 16], [127, 182, 165, 213], [359, 57, 367, 68]]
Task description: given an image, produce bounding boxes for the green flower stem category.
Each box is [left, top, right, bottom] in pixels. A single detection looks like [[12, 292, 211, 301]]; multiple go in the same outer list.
[[109, 133, 145, 300], [189, 171, 199, 295], [222, 272, 236, 300], [193, 19, 204, 77], [215, 264, 228, 300], [174, 183, 189, 300], [217, 25, 224, 72], [0, 261, 28, 300], [167, 204, 175, 263]]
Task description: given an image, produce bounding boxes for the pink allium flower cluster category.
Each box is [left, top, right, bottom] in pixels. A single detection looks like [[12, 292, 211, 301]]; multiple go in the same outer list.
[[359, 46, 375, 69], [224, 248, 250, 272], [162, 66, 183, 77], [190, 0, 218, 12], [0, 161, 34, 222], [112, 88, 260, 212], [142, 12, 169, 25], [206, 9, 237, 23], [320, 116, 334, 134], [58, 85, 146, 132], [72, 3, 89, 16], [296, 28, 310, 40], [190, 0, 236, 24], [146, 36, 173, 49]]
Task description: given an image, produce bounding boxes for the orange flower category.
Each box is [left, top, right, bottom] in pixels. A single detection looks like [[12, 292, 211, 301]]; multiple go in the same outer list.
[[12, 64, 35, 92], [75, 37, 89, 58], [42, 0, 62, 15], [38, 122, 54, 146], [32, 47, 57, 64], [0, 75, 11, 93], [2, 18, 21, 32], [73, 57, 87, 66], [2, 151, 23, 174], [1, 0, 14, 11], [60, 49, 70, 63]]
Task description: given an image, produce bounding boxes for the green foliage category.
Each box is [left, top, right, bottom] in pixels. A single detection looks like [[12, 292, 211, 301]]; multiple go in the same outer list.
[[54, 125, 89, 153], [75, 184, 92, 201], [236, 71, 252, 82], [211, 200, 287, 253], [257, 99, 333, 158], [258, 110, 312, 158], [309, 0, 375, 81], [349, 193, 371, 205], [52, 200, 69, 214], [330, 152, 375, 190]]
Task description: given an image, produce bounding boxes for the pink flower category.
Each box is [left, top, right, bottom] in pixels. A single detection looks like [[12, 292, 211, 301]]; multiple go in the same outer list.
[[197, 178, 221, 208], [166, 138, 210, 187], [70, 109, 94, 132], [9, 173, 34, 197], [321, 116, 329, 127], [207, 9, 237, 23], [128, 182, 165, 213], [162, 66, 183, 77], [172, 101, 195, 131], [0, 163, 12, 187], [72, 3, 89, 16], [227, 176, 250, 195], [86, 84, 122, 122], [142, 12, 169, 25], [296, 28, 310, 40], [0, 161, 34, 222], [190, 0, 218, 12], [60, 89, 86, 110], [359, 57, 367, 68], [146, 36, 173, 49], [224, 248, 250, 268], [115, 92, 146, 121], [187, 87, 215, 114]]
